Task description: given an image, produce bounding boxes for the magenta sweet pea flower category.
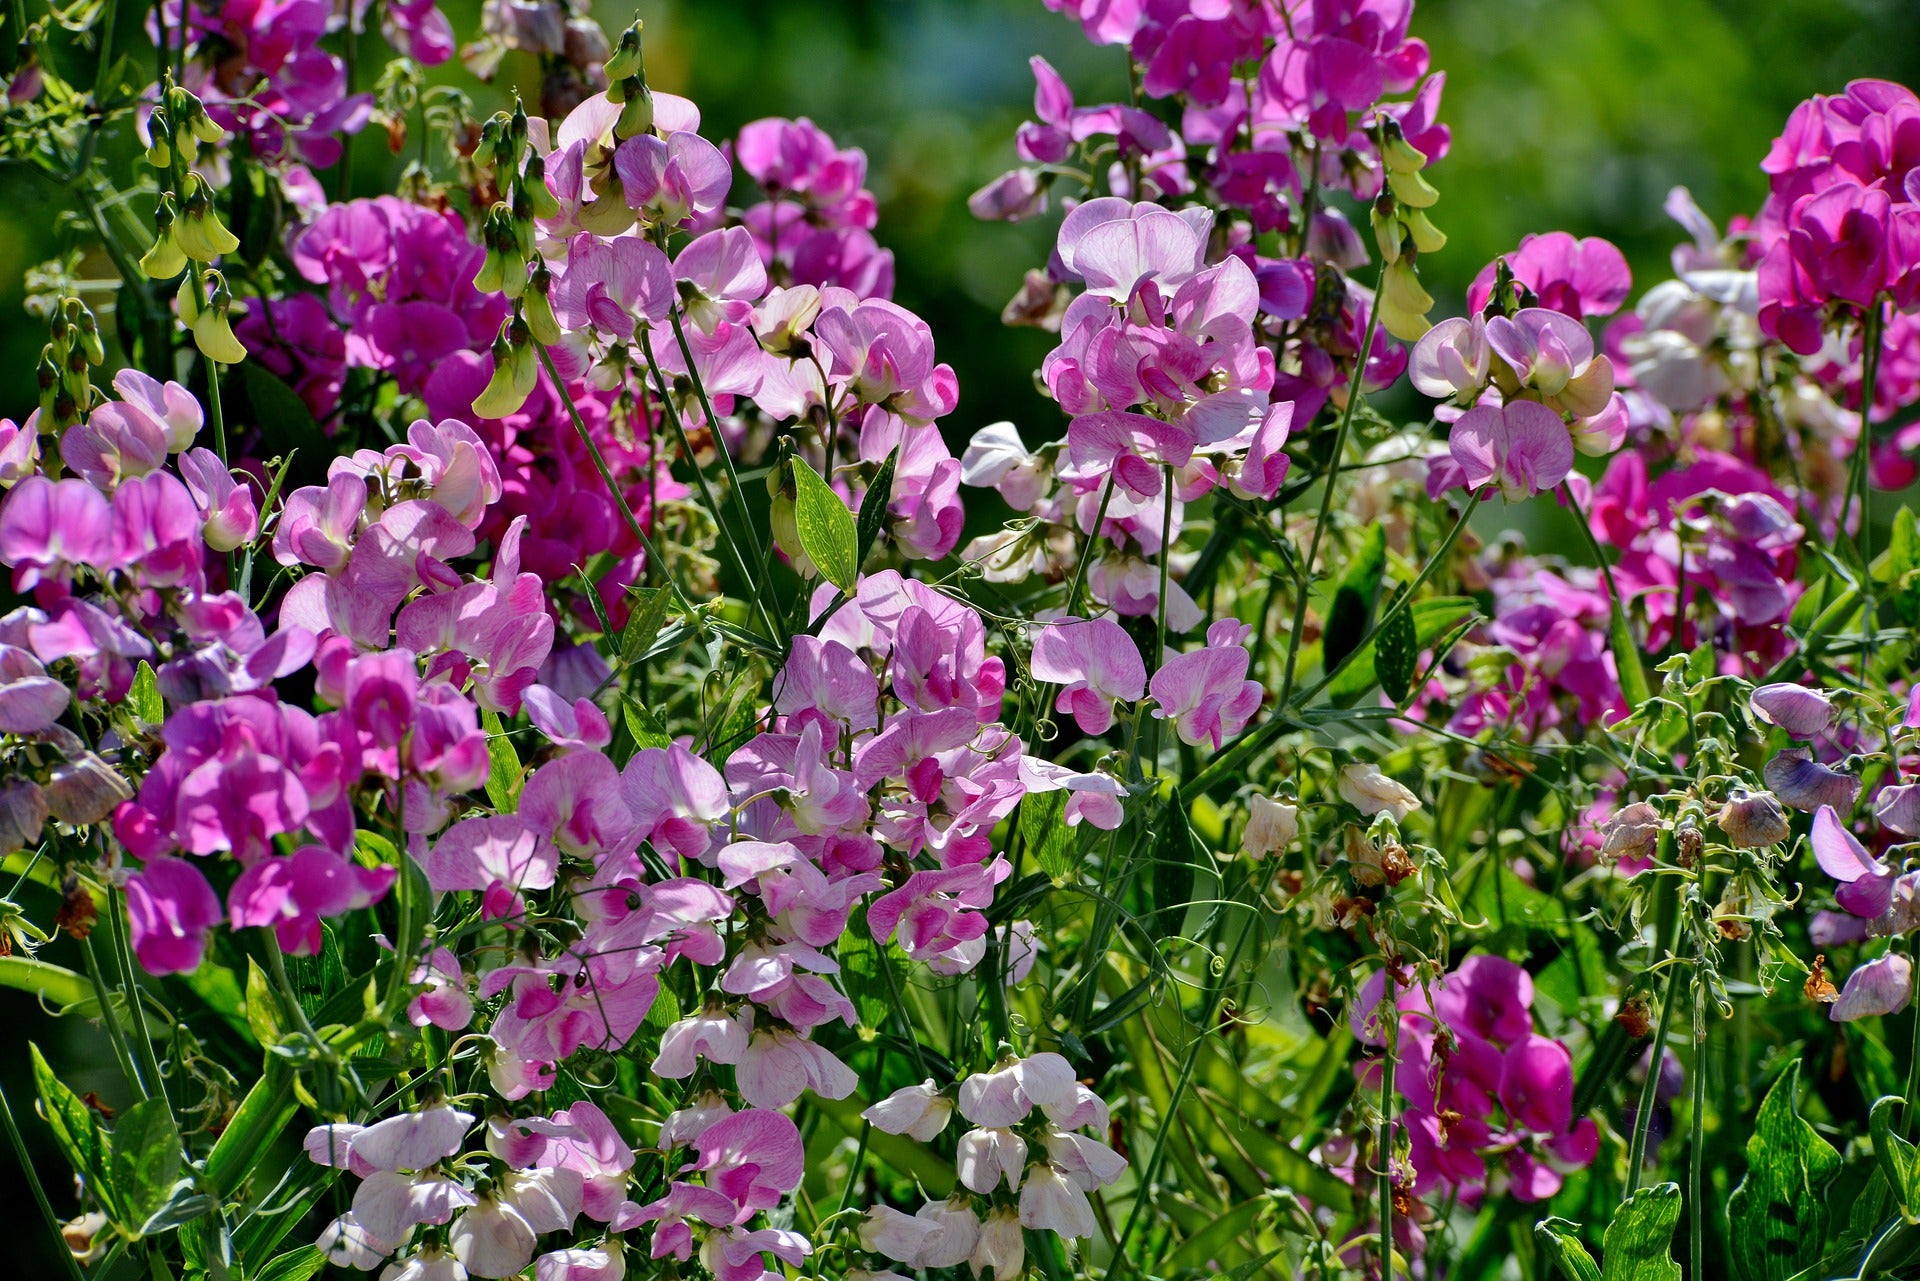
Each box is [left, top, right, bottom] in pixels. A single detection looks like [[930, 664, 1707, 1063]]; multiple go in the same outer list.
[[1448, 400, 1574, 500], [1814, 804, 1896, 918], [227, 844, 397, 955], [126, 855, 224, 975], [1467, 232, 1633, 320], [616, 131, 732, 230]]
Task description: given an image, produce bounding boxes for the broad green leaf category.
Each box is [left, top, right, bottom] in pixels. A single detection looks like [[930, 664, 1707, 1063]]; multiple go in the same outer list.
[[1327, 597, 1478, 700], [481, 708, 524, 811], [240, 363, 328, 484], [206, 1059, 298, 1199], [139, 1185, 216, 1235], [130, 660, 163, 725], [790, 455, 858, 591], [1605, 594, 1652, 709], [246, 958, 286, 1049], [1165, 1197, 1269, 1272], [621, 585, 674, 665], [30, 1041, 116, 1215], [1728, 1061, 1842, 1281], [0, 956, 92, 1009], [1602, 1182, 1682, 1281], [837, 921, 901, 1034], [1535, 1219, 1602, 1281], [1151, 798, 1200, 929], [1375, 585, 1418, 702], [622, 698, 672, 751], [1018, 787, 1077, 883], [1870, 1096, 1920, 1223], [253, 1245, 327, 1281], [1322, 523, 1386, 672], [111, 1097, 182, 1229], [855, 447, 897, 571]]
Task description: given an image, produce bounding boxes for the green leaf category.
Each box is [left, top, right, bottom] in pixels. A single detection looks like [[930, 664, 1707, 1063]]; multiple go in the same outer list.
[[1602, 1182, 1683, 1281], [1375, 586, 1418, 702], [1870, 1096, 1920, 1223], [0, 956, 92, 1009], [855, 447, 898, 571], [245, 958, 286, 1049], [240, 363, 328, 485], [139, 1185, 215, 1235], [130, 660, 163, 725], [1327, 597, 1478, 700], [1728, 1061, 1843, 1281], [1152, 798, 1200, 928], [791, 454, 859, 591], [1018, 788, 1077, 883], [1607, 594, 1653, 709], [621, 585, 674, 665], [1322, 524, 1386, 672], [111, 1097, 182, 1230], [622, 698, 672, 751], [253, 1245, 328, 1281], [481, 708, 524, 811], [29, 1042, 116, 1215], [1535, 1219, 1603, 1281], [837, 921, 900, 1034], [205, 1059, 297, 1199]]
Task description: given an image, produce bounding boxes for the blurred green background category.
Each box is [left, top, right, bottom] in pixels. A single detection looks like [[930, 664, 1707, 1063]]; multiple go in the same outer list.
[[5, 0, 1920, 1271]]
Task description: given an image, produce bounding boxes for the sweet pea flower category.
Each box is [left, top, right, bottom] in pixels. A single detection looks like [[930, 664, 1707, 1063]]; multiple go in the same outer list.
[[1242, 794, 1299, 859], [1148, 618, 1263, 750], [862, 1080, 954, 1142], [1813, 804, 1895, 918], [1467, 232, 1633, 320], [1338, 764, 1421, 822], [125, 855, 223, 975], [1030, 617, 1147, 735], [1448, 400, 1574, 500], [616, 131, 732, 229], [1485, 309, 1617, 418], [1750, 682, 1837, 738], [1832, 953, 1914, 1021]]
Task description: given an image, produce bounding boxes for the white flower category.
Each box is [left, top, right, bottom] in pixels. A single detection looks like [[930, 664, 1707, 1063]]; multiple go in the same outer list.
[[956, 1127, 1028, 1194], [914, 1197, 982, 1268], [971, 1205, 1026, 1281], [1242, 794, 1299, 858], [381, 1247, 468, 1281], [862, 1080, 954, 1142], [1019, 1162, 1097, 1238], [1044, 1128, 1129, 1190], [449, 1198, 537, 1279], [859, 1206, 943, 1264], [1338, 764, 1421, 822]]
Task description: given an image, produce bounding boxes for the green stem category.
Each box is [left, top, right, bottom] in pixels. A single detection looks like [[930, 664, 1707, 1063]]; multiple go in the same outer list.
[[106, 888, 169, 1113], [90, 0, 120, 103], [1689, 958, 1707, 1281], [0, 1076, 89, 1281], [1563, 483, 1652, 709], [1279, 283, 1381, 707], [636, 329, 779, 639], [1064, 471, 1118, 617], [1294, 492, 1481, 706], [1379, 1031, 1397, 1281], [1624, 943, 1685, 1199], [1153, 463, 1174, 669], [537, 343, 711, 642], [81, 935, 148, 1099], [667, 307, 764, 569], [837, 1119, 872, 1214]]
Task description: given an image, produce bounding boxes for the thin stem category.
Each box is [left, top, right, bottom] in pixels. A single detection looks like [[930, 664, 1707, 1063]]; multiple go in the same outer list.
[[1563, 482, 1652, 709], [1378, 1031, 1397, 1281], [0, 1076, 90, 1281], [1689, 958, 1708, 1281], [1154, 464, 1174, 669], [1280, 285, 1381, 707], [1064, 472, 1118, 617], [667, 307, 764, 568], [91, 0, 121, 103], [1624, 947, 1685, 1199], [1903, 986, 1920, 1143], [837, 1119, 872, 1214], [81, 935, 148, 1099], [536, 344, 711, 642], [636, 329, 779, 639], [1294, 493, 1481, 706], [205, 355, 228, 463], [107, 887, 169, 1113]]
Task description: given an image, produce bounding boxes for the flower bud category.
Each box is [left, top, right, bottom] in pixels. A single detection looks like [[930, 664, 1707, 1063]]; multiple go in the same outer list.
[[140, 197, 187, 280], [1386, 166, 1440, 209], [603, 18, 647, 82], [522, 268, 562, 347], [175, 175, 241, 262], [1338, 763, 1420, 822], [472, 321, 538, 419], [1241, 794, 1298, 859], [1377, 257, 1434, 342], [521, 152, 562, 220], [145, 114, 174, 171], [1716, 789, 1790, 848], [766, 443, 811, 577], [1403, 207, 1447, 254]]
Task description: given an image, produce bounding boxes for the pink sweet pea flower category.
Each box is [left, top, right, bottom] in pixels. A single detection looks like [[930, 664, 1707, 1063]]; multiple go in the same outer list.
[[408, 946, 473, 1031], [1467, 232, 1633, 320], [0, 476, 115, 589], [227, 844, 396, 955], [1832, 953, 1914, 1021], [616, 131, 732, 229], [1148, 618, 1264, 750], [1813, 804, 1896, 918], [1030, 617, 1147, 735], [1448, 400, 1574, 500]]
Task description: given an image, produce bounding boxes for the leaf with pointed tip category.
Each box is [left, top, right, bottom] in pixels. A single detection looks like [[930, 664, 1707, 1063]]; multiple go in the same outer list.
[[855, 447, 897, 571], [1728, 1062, 1842, 1281], [791, 455, 858, 591], [1602, 1183, 1682, 1281]]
